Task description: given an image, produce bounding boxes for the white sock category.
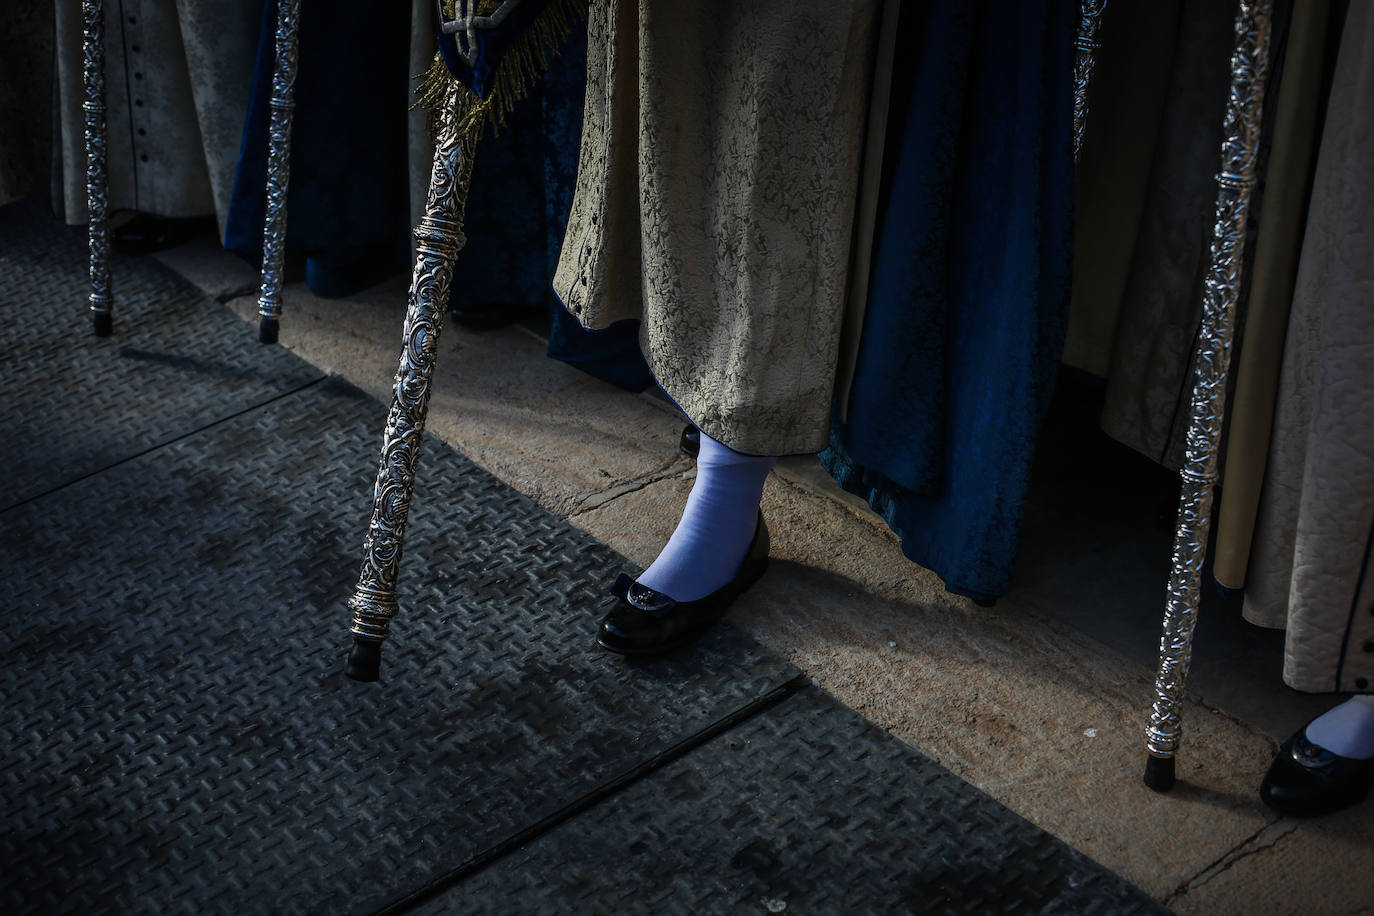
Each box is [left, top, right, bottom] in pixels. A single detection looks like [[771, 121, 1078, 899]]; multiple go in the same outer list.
[[635, 429, 774, 602], [1305, 695, 1374, 759]]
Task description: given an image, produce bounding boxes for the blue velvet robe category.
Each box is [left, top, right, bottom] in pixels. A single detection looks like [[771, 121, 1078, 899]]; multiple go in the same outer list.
[[448, 25, 652, 391], [225, 0, 413, 298], [820, 0, 1077, 602]]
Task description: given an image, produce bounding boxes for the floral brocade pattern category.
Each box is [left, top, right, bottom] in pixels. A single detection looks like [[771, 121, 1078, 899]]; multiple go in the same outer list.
[[554, 1, 880, 456]]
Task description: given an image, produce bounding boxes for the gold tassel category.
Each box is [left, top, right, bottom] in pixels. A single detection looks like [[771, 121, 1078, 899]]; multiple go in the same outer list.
[[414, 0, 586, 143]]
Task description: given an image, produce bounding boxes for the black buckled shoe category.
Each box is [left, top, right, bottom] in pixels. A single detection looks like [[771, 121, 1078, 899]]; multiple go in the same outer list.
[[596, 513, 770, 656], [1260, 725, 1374, 817]]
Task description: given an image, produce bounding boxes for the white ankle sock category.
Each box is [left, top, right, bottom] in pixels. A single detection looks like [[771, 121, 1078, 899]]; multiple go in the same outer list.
[[1305, 695, 1374, 759], [634, 429, 774, 602]]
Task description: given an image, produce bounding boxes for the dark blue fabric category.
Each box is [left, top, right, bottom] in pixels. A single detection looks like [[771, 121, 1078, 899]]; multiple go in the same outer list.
[[225, 0, 413, 298], [436, 0, 556, 99], [539, 31, 652, 392], [820, 0, 1077, 602], [227, 2, 646, 386], [447, 88, 547, 310], [448, 21, 652, 391]]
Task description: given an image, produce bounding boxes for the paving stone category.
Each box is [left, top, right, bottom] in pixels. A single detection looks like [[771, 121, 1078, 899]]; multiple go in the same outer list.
[[219, 275, 684, 521], [1169, 810, 1374, 915], [151, 236, 262, 303]]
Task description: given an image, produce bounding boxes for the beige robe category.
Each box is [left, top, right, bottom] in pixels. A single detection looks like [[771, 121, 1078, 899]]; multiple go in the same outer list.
[[52, 0, 259, 236], [1242, 0, 1374, 694], [1213, 0, 1335, 588], [1094, 0, 1236, 470], [553, 0, 882, 456]]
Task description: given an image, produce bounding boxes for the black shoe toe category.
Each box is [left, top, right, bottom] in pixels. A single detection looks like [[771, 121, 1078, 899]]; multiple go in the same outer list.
[[595, 514, 769, 657], [1260, 728, 1374, 817]]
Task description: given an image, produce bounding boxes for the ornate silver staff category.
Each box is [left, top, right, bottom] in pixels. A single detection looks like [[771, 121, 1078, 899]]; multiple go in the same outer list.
[[82, 0, 112, 337], [1073, 0, 1107, 164], [256, 0, 302, 345], [345, 81, 477, 682], [1144, 0, 1273, 791]]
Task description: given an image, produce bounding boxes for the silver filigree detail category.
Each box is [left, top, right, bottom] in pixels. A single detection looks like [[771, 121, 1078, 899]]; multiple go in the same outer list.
[[348, 82, 477, 642], [82, 0, 112, 329], [439, 0, 526, 68], [1146, 0, 1273, 762], [257, 0, 302, 327], [1073, 0, 1107, 164]]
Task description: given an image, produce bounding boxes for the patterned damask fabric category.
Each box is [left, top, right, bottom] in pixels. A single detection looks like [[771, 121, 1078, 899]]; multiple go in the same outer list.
[[1243, 0, 1374, 693], [554, 0, 882, 456], [52, 0, 259, 231], [554, 0, 1077, 601], [1095, 0, 1238, 471]]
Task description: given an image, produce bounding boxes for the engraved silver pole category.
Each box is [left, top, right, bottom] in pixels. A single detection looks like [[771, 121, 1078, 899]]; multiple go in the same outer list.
[[82, 0, 113, 337], [345, 82, 477, 682], [1144, 0, 1273, 791], [1073, 0, 1107, 164], [256, 0, 302, 345]]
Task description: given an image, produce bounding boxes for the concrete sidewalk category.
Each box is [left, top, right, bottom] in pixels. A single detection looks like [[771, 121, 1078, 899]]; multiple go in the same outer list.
[[146, 233, 1374, 915]]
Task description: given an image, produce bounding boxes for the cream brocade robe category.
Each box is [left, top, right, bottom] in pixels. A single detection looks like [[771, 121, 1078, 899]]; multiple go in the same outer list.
[[1241, 0, 1374, 694], [554, 1, 882, 456], [52, 0, 259, 235]]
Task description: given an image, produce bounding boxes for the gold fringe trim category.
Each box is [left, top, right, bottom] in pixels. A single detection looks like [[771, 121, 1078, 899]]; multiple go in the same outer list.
[[415, 0, 586, 143], [439, 0, 504, 17]]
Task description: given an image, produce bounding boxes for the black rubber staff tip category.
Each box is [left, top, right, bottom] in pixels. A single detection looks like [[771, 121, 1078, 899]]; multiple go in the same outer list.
[[1143, 753, 1176, 792], [259, 316, 279, 344], [93, 312, 113, 337], [345, 637, 382, 682]]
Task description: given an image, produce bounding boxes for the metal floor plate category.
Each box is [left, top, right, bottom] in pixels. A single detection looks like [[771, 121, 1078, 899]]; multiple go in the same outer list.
[[0, 250, 796, 912], [422, 687, 1171, 916], [1, 204, 1166, 915], [0, 202, 321, 509]]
